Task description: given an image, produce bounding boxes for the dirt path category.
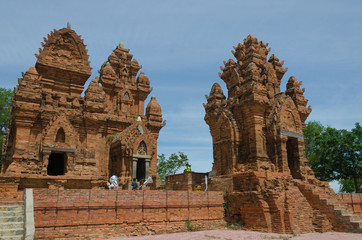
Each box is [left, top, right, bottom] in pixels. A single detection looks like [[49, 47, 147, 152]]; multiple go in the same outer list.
[[109, 230, 362, 240]]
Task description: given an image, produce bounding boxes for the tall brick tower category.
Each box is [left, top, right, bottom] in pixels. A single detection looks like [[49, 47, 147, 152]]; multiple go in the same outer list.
[[1, 26, 163, 189], [204, 35, 362, 233]]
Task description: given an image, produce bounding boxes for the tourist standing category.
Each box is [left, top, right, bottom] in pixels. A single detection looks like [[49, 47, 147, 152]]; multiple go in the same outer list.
[[184, 163, 191, 172], [132, 178, 138, 190]]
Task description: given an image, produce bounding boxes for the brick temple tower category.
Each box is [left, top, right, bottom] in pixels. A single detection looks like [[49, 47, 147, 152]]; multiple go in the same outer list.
[[204, 34, 312, 178], [1, 26, 163, 189], [204, 35, 362, 233]]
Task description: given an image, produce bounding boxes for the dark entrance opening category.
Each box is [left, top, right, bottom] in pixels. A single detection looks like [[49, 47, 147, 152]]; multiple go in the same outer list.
[[286, 137, 300, 179], [136, 158, 145, 181], [47, 153, 66, 176]]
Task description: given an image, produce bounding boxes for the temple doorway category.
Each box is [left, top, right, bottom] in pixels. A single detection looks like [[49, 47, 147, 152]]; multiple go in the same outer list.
[[286, 137, 300, 179], [47, 152, 66, 176], [136, 158, 146, 181]]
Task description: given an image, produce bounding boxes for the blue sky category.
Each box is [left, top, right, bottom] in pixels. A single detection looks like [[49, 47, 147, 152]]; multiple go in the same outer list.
[[0, 1, 361, 190]]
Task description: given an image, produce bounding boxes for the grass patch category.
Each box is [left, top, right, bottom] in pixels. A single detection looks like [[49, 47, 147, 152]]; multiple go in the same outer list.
[[107, 135, 115, 143], [225, 222, 242, 230], [185, 220, 199, 232]]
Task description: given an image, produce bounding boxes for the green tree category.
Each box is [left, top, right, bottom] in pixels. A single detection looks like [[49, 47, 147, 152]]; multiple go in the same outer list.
[[304, 121, 362, 193], [308, 125, 341, 181], [336, 123, 362, 193], [0, 88, 12, 132], [339, 178, 362, 193], [0, 134, 3, 155], [304, 121, 325, 160], [0, 88, 13, 170], [157, 152, 189, 180]]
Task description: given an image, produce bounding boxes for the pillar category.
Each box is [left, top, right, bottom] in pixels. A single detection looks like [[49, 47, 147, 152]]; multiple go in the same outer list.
[[65, 153, 74, 173], [276, 135, 288, 172], [42, 150, 51, 175], [145, 159, 150, 178], [132, 157, 137, 179]]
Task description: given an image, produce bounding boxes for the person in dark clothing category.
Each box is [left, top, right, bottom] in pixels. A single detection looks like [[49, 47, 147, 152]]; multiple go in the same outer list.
[[132, 178, 138, 190]]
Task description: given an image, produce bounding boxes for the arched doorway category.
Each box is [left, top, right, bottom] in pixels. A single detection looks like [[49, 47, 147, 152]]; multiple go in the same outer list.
[[132, 141, 151, 182], [47, 152, 66, 176]]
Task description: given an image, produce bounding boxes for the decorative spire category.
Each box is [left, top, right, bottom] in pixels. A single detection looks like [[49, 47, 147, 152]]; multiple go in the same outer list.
[[67, 22, 71, 29], [35, 26, 91, 96], [136, 70, 150, 85], [209, 83, 225, 100], [146, 95, 162, 117], [118, 41, 124, 48], [131, 58, 139, 67]]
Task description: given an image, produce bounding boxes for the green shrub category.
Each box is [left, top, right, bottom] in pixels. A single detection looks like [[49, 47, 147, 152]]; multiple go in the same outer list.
[[185, 220, 199, 232]]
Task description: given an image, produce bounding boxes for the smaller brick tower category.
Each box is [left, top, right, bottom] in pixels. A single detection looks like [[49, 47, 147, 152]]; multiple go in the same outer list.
[[205, 35, 312, 178], [204, 35, 362, 233]]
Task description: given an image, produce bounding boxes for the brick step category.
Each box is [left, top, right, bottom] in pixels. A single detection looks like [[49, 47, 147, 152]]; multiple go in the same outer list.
[[321, 199, 350, 211], [0, 209, 23, 218], [296, 181, 362, 232], [311, 190, 333, 199], [317, 195, 353, 215], [342, 214, 362, 222], [350, 220, 362, 229], [0, 222, 24, 230], [0, 205, 24, 211], [324, 198, 339, 204], [305, 189, 344, 207], [0, 216, 24, 223], [0, 201, 23, 206], [0, 228, 24, 237], [0, 236, 24, 240], [335, 208, 355, 216]]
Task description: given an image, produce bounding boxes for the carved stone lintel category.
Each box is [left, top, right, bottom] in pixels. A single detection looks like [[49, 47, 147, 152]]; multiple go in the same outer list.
[[277, 130, 304, 139], [42, 147, 76, 153]]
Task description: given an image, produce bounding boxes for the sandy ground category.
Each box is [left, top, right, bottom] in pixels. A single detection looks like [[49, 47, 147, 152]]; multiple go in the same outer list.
[[109, 230, 362, 240]]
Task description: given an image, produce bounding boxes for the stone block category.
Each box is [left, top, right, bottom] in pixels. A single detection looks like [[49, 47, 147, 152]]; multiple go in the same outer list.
[[34, 209, 57, 227], [167, 207, 189, 221], [208, 191, 224, 206], [189, 206, 209, 220], [167, 190, 188, 208], [143, 190, 166, 208], [143, 208, 167, 222], [116, 208, 142, 223], [116, 190, 143, 208], [209, 206, 224, 219], [189, 191, 208, 207], [88, 208, 116, 225]]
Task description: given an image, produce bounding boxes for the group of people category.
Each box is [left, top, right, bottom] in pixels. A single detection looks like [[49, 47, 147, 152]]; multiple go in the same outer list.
[[108, 163, 192, 190], [131, 176, 153, 190], [107, 175, 152, 190]]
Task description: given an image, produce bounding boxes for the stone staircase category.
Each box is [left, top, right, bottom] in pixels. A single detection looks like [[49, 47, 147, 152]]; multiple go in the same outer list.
[[0, 202, 25, 240], [296, 180, 362, 233]]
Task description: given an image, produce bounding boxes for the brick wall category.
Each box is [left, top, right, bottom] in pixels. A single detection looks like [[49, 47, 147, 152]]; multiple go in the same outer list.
[[340, 193, 362, 216], [33, 189, 225, 239], [0, 182, 23, 202], [165, 172, 208, 191]]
